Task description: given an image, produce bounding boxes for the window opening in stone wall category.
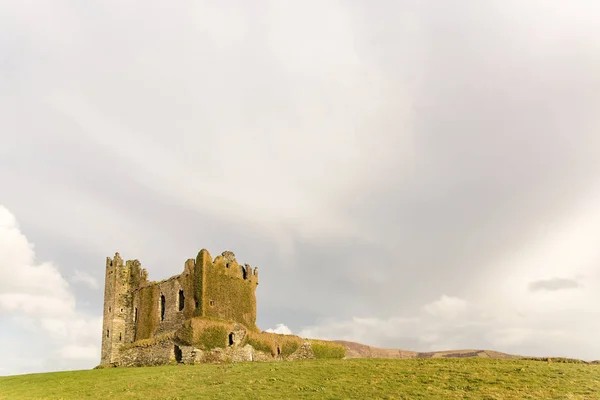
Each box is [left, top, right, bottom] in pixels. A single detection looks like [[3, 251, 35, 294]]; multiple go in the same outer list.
[[209, 300, 215, 307], [120, 308, 123, 313], [107, 329, 109, 338], [178, 290, 185, 311], [160, 294, 166, 321], [195, 298, 199, 308], [174, 345, 183, 363], [277, 346, 281, 355], [119, 332, 122, 341], [134, 307, 138, 322], [241, 266, 247, 280], [108, 307, 111, 313], [228, 332, 234, 346]]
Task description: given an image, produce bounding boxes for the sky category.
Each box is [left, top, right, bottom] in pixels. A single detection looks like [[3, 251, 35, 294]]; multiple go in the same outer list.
[[1, 0, 600, 376]]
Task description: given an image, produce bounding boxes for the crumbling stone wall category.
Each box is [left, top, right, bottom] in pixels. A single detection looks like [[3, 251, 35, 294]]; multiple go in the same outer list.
[[101, 253, 148, 365], [107, 316, 344, 368], [116, 338, 317, 367], [201, 250, 258, 330], [100, 249, 258, 366], [119, 338, 177, 367]]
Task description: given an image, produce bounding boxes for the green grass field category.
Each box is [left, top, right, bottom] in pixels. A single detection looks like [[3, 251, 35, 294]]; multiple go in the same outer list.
[[1, 358, 598, 400]]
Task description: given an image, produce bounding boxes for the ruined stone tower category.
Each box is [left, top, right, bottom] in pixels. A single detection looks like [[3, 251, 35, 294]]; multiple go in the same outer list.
[[100, 249, 258, 366], [100, 253, 148, 364]]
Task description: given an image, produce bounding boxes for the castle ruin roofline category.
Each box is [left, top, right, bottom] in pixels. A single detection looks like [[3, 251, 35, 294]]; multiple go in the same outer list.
[[106, 248, 258, 285]]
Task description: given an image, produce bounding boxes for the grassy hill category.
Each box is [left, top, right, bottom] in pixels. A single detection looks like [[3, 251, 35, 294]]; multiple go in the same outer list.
[[335, 340, 520, 360], [1, 358, 599, 399]]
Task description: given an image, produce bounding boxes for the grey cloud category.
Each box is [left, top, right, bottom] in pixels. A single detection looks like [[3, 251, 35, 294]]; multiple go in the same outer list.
[[528, 278, 580, 292]]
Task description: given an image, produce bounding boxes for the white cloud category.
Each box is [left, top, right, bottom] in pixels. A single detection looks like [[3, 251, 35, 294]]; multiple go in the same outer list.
[[265, 323, 293, 335], [58, 344, 99, 361], [298, 316, 417, 345], [0, 205, 74, 316], [0, 205, 101, 373], [299, 290, 600, 360]]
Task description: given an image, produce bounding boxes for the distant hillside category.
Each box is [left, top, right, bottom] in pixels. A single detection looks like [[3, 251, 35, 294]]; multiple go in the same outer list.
[[334, 340, 520, 360]]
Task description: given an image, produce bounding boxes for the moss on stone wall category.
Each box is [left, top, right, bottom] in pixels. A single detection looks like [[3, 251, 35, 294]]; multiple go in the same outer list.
[[203, 258, 257, 330], [196, 326, 229, 350], [245, 331, 304, 357], [193, 251, 209, 318], [115, 316, 344, 366], [127, 261, 145, 289], [246, 337, 272, 354], [189, 318, 235, 350], [119, 332, 175, 352], [280, 341, 300, 358], [174, 320, 194, 346], [135, 285, 159, 340]]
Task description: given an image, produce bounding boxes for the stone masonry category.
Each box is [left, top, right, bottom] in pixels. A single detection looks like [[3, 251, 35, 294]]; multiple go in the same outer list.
[[100, 249, 259, 366]]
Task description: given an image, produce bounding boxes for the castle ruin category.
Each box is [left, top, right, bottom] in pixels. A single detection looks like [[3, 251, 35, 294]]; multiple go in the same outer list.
[[100, 248, 344, 367], [101, 249, 259, 366]]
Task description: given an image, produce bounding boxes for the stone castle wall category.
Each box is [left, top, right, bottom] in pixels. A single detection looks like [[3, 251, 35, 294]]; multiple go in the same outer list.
[[101, 254, 148, 364], [116, 341, 317, 367], [201, 250, 258, 329], [100, 249, 258, 366]]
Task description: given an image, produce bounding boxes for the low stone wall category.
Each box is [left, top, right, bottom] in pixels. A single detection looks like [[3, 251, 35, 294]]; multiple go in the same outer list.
[[118, 340, 174, 367], [115, 339, 316, 367]]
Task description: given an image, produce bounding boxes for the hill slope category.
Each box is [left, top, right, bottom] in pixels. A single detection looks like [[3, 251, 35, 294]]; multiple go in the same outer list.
[[334, 340, 520, 360], [1, 358, 598, 399]]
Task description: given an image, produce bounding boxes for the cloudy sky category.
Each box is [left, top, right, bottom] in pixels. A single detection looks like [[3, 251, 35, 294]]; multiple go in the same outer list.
[[1, 0, 600, 375]]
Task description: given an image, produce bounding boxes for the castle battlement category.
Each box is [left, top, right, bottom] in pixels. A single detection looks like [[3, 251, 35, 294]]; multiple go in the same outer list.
[[100, 249, 259, 366]]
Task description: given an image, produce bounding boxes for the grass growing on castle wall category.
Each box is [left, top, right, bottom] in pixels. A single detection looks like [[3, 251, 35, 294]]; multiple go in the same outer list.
[[174, 320, 194, 346], [196, 326, 229, 350], [119, 333, 175, 352], [280, 341, 299, 358], [308, 340, 346, 359], [2, 358, 599, 400], [245, 331, 304, 357], [246, 337, 272, 355], [193, 254, 205, 318], [135, 285, 159, 340], [203, 260, 257, 330], [184, 318, 305, 358], [127, 262, 144, 289], [188, 318, 234, 350], [124, 315, 343, 361]]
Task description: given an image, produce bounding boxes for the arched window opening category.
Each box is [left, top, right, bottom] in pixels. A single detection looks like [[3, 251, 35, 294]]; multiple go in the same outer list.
[[228, 332, 234, 346], [160, 294, 166, 321], [106, 329, 110, 338], [178, 290, 185, 311], [119, 332, 122, 341], [134, 307, 138, 323], [241, 266, 247, 280]]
